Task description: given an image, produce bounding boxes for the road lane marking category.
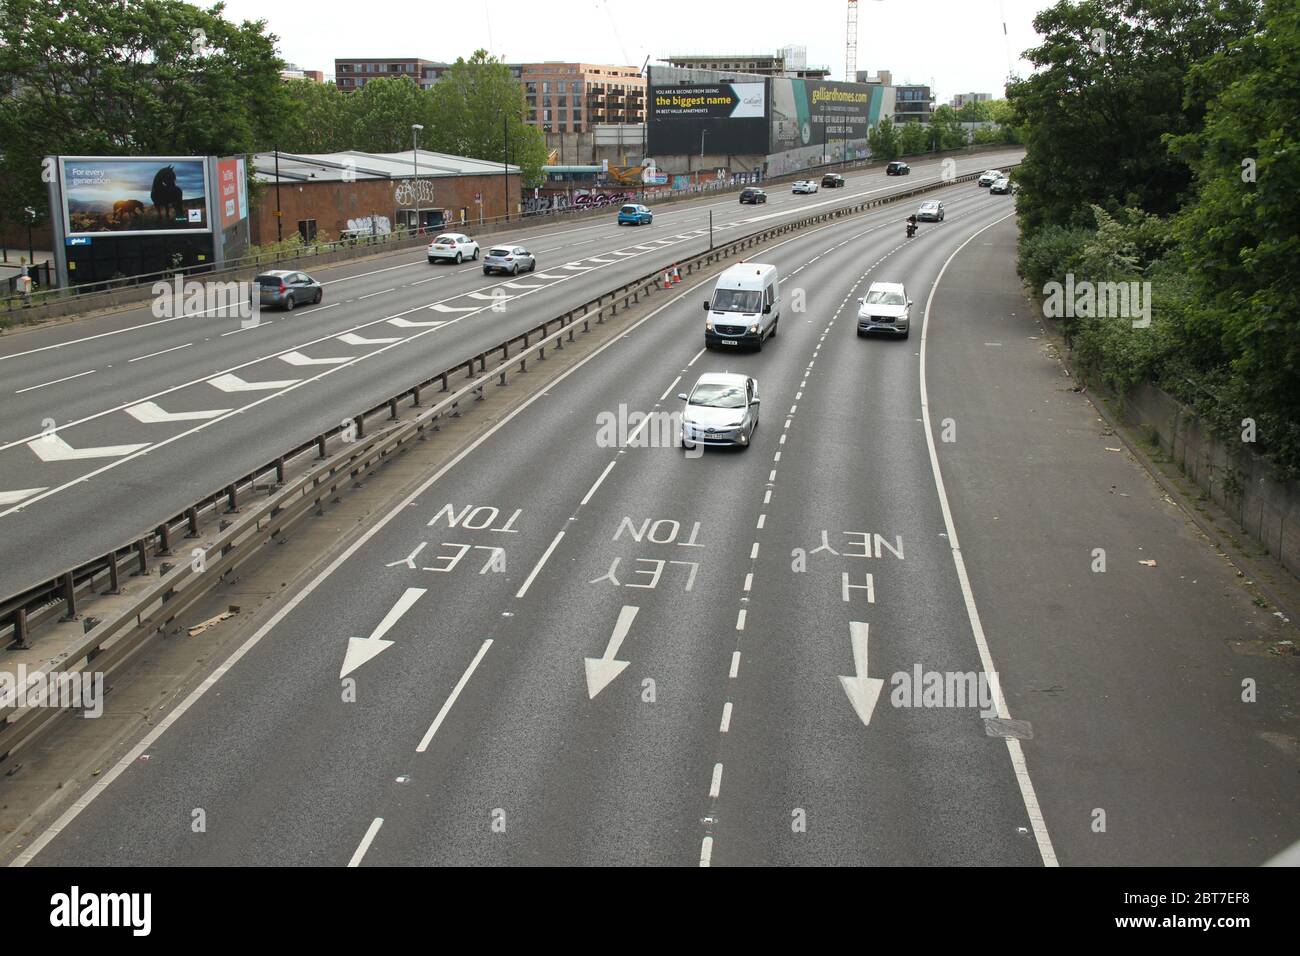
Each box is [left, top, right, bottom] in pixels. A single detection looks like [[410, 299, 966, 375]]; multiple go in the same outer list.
[[700, 836, 713, 867], [416, 639, 493, 752], [347, 817, 384, 867], [580, 460, 617, 506], [709, 763, 723, 798], [583, 605, 640, 699], [516, 531, 565, 599], [14, 369, 95, 393], [919, 209, 1058, 867], [339, 586, 426, 678], [128, 342, 192, 363], [735, 609, 746, 630], [720, 702, 733, 732], [729, 652, 741, 678], [358, 288, 394, 299], [0, 487, 46, 506], [659, 376, 681, 402]]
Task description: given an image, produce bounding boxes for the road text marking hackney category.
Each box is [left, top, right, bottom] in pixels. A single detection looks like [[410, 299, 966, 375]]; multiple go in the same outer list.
[[50, 886, 151, 937]]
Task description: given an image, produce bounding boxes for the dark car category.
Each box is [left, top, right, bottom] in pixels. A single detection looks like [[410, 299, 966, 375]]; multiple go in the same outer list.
[[740, 187, 767, 204], [254, 270, 321, 311], [821, 173, 845, 188], [886, 161, 910, 176]]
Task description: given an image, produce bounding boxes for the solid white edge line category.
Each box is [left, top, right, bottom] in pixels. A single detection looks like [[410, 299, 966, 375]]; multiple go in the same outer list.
[[918, 209, 1058, 867], [416, 639, 493, 753], [515, 530, 565, 599], [11, 278, 706, 867], [347, 817, 384, 867]]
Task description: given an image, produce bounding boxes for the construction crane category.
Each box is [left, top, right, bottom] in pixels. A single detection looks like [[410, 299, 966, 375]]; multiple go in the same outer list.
[[846, 0, 859, 82]]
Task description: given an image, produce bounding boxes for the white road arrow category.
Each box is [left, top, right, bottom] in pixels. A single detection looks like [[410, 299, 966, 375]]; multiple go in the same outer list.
[[279, 350, 351, 366], [387, 317, 445, 328], [428, 303, 479, 314], [340, 587, 426, 679], [27, 434, 149, 462], [467, 291, 507, 301], [125, 401, 230, 423], [209, 372, 300, 392], [531, 273, 567, 279], [584, 604, 640, 700], [838, 621, 886, 727], [336, 332, 403, 345], [0, 487, 46, 506], [502, 282, 546, 290]]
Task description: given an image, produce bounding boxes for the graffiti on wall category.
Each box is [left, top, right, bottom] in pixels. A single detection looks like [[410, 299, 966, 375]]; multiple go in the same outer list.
[[523, 191, 636, 216], [394, 179, 437, 207], [345, 215, 392, 236]]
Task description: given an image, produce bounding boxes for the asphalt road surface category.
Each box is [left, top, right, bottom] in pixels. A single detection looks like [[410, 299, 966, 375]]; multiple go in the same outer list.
[[0, 150, 1023, 599], [16, 183, 1294, 867]]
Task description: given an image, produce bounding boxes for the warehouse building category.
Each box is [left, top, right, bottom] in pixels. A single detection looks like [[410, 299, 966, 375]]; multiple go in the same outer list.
[[249, 150, 522, 244]]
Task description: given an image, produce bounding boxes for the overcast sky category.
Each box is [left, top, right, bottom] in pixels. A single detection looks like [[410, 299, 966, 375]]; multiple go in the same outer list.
[[214, 0, 1056, 101]]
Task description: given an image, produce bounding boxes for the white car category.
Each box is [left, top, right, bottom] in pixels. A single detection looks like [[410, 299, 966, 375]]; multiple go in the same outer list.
[[792, 180, 819, 194], [977, 169, 1002, 187], [677, 373, 761, 450], [857, 282, 912, 339], [427, 233, 479, 264]]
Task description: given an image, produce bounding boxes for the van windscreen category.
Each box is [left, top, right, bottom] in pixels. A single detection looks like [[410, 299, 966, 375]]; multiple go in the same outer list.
[[711, 288, 763, 313]]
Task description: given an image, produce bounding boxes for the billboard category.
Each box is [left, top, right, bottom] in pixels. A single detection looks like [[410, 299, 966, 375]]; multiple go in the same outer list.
[[648, 81, 770, 155], [60, 157, 211, 236], [216, 157, 248, 230], [769, 79, 881, 153]]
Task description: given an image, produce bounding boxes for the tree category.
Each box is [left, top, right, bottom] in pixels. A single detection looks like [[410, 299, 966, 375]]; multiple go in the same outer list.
[[0, 0, 285, 224], [428, 50, 547, 185], [343, 76, 436, 153], [868, 117, 899, 161], [278, 80, 356, 154], [1168, 0, 1300, 469], [1005, 0, 1262, 232], [898, 121, 928, 156]]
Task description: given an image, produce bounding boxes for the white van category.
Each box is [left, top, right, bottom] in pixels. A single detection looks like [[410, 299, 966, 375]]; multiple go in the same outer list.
[[703, 262, 780, 350]]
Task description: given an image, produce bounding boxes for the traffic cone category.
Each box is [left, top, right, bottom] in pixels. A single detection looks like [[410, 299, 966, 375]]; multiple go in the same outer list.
[[662, 270, 672, 288], [672, 265, 682, 285]]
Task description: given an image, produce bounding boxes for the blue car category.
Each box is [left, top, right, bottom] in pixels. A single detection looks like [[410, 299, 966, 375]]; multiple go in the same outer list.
[[618, 203, 653, 226]]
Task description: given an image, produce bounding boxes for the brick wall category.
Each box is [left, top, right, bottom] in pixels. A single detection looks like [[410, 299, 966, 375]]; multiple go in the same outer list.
[[249, 173, 523, 245]]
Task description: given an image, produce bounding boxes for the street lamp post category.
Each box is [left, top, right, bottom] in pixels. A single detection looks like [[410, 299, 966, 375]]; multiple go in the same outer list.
[[24, 206, 36, 265], [699, 129, 709, 188], [503, 113, 509, 223], [274, 148, 282, 242], [411, 123, 424, 235]]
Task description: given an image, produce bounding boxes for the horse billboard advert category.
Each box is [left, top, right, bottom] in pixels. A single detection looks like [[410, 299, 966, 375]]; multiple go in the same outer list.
[[60, 157, 211, 236]]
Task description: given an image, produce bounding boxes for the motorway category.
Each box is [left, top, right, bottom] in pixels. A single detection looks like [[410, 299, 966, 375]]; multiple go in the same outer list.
[[0, 149, 1024, 599], [15, 175, 1296, 866]]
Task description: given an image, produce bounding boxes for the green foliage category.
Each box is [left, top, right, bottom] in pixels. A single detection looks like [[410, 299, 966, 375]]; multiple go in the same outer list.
[[0, 0, 285, 225], [867, 117, 899, 161], [898, 121, 928, 156], [1014, 0, 1300, 476]]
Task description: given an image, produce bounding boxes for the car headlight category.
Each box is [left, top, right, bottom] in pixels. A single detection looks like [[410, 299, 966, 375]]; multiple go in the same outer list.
[[748, 324, 759, 334], [705, 320, 713, 331]]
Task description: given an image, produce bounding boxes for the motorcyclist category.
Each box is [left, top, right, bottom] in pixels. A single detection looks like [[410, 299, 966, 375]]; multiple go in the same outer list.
[[906, 214, 918, 237]]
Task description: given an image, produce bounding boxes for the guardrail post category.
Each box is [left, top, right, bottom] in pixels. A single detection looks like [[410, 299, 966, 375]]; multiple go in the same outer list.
[[441, 371, 449, 392], [225, 484, 239, 513], [156, 523, 172, 556], [105, 553, 121, 595], [133, 539, 148, 575], [466, 360, 474, 380], [388, 398, 398, 421], [317, 435, 327, 459], [186, 506, 200, 537], [412, 384, 422, 407], [353, 415, 364, 440], [11, 608, 30, 649], [274, 457, 285, 486], [60, 572, 77, 621]]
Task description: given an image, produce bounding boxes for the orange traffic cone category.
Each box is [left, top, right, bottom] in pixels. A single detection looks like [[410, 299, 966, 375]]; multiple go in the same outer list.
[[672, 265, 682, 285]]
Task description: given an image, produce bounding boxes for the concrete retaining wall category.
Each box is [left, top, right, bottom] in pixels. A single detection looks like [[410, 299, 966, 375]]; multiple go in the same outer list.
[[1122, 382, 1300, 577]]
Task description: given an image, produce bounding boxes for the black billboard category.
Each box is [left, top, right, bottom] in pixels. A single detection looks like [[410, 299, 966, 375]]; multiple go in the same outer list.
[[647, 81, 770, 156]]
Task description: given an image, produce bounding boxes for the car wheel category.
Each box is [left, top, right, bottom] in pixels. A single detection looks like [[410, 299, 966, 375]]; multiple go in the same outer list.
[[902, 328, 911, 340], [455, 252, 463, 264], [753, 334, 763, 353], [483, 268, 491, 275], [472, 248, 479, 260], [770, 317, 778, 337], [529, 260, 537, 272], [313, 289, 322, 304], [283, 294, 295, 311], [511, 263, 519, 275]]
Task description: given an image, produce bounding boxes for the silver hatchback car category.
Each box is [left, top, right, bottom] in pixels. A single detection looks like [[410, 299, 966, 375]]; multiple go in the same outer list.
[[483, 245, 536, 276], [254, 270, 322, 311]]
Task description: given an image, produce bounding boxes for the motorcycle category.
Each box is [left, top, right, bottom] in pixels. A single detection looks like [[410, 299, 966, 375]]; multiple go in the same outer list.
[[906, 221, 917, 238]]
